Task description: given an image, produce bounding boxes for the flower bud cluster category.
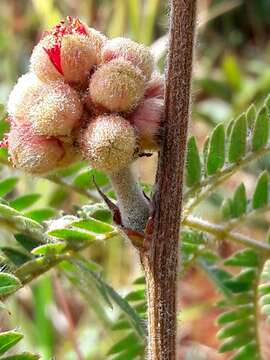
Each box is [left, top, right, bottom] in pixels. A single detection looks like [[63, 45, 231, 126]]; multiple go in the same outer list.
[[5, 17, 165, 175]]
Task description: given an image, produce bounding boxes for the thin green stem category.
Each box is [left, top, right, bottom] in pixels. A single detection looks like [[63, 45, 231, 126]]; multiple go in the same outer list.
[[184, 216, 270, 255], [223, 204, 270, 232]]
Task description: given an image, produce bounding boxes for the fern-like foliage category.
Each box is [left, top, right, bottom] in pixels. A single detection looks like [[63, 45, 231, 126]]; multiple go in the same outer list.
[[220, 171, 269, 224], [184, 96, 270, 215], [216, 249, 263, 360]]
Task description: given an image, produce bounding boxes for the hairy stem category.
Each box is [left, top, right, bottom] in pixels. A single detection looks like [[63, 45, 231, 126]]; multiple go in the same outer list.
[[141, 1, 197, 359], [109, 166, 150, 233]]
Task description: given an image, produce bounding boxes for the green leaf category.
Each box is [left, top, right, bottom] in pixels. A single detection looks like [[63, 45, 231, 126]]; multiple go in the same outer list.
[[32, 243, 66, 255], [73, 259, 145, 338], [48, 229, 97, 242], [231, 343, 258, 360], [198, 257, 232, 297], [25, 208, 56, 223], [246, 104, 256, 129], [0, 203, 20, 218], [125, 290, 145, 302], [73, 169, 108, 189], [0, 273, 21, 296], [217, 319, 254, 339], [224, 249, 259, 268], [217, 305, 253, 325], [252, 171, 268, 209], [108, 333, 140, 355], [252, 106, 269, 151], [0, 331, 23, 355], [133, 276, 146, 285], [219, 336, 252, 353], [0, 117, 9, 140], [1, 247, 31, 266], [185, 136, 201, 187], [224, 269, 257, 293], [0, 177, 18, 197], [203, 136, 209, 168], [14, 234, 40, 252], [0, 353, 40, 360], [53, 162, 86, 177], [221, 198, 233, 220], [10, 194, 41, 211], [232, 183, 247, 218], [206, 123, 225, 175], [73, 170, 94, 189], [228, 114, 247, 163], [15, 216, 43, 231], [222, 54, 242, 92], [71, 218, 114, 234]]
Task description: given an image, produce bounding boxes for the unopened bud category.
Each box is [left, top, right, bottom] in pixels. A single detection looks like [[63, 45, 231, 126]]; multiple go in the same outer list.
[[102, 37, 154, 80], [30, 17, 104, 84], [79, 115, 137, 173], [89, 59, 146, 112], [130, 97, 164, 151], [7, 125, 64, 175], [8, 73, 83, 137], [145, 72, 165, 99]]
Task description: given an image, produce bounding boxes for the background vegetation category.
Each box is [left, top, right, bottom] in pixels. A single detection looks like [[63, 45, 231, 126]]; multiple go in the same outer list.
[[1, 0, 270, 359]]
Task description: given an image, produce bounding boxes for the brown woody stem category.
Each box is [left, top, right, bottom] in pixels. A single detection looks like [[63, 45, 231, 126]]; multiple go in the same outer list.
[[140, 1, 197, 359], [109, 166, 150, 233]]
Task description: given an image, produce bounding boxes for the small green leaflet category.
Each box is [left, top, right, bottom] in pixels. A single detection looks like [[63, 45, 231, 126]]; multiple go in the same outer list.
[[185, 136, 201, 187], [252, 171, 268, 209], [252, 106, 269, 151], [206, 123, 225, 175], [10, 194, 41, 211], [0, 178, 18, 197], [0, 331, 23, 355], [228, 114, 247, 163], [0, 273, 21, 296]]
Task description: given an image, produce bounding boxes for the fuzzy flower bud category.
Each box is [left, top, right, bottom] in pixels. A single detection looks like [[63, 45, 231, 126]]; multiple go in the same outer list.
[[130, 97, 164, 151], [79, 115, 137, 173], [89, 59, 146, 112], [102, 37, 154, 80], [8, 73, 83, 137], [7, 125, 64, 175], [145, 72, 165, 99], [7, 125, 79, 174], [30, 17, 104, 84]]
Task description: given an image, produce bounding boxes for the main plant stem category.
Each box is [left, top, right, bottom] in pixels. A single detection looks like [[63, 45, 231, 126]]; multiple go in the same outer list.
[[141, 2, 197, 359]]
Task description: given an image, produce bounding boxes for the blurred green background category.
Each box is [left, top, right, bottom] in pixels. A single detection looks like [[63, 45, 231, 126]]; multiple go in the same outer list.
[[1, 0, 270, 359]]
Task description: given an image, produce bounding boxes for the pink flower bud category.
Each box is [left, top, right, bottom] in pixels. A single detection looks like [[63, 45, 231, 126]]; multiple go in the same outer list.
[[7, 124, 64, 175], [88, 59, 146, 112], [145, 72, 165, 99], [129, 97, 164, 151], [30, 17, 105, 84], [79, 115, 137, 173], [102, 37, 154, 80], [8, 73, 83, 137]]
